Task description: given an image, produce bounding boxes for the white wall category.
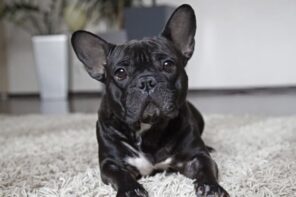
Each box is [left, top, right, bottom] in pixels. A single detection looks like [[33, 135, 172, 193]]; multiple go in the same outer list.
[[0, 22, 8, 98], [5, 23, 39, 94], [156, 0, 296, 88]]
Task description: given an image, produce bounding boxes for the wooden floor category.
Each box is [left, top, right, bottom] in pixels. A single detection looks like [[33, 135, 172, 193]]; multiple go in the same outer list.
[[1, 89, 296, 116]]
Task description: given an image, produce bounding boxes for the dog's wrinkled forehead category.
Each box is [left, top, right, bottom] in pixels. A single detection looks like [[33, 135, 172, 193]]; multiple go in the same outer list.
[[108, 37, 179, 67]]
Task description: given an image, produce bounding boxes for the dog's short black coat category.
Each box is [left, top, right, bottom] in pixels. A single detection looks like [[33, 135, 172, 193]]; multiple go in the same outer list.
[[72, 4, 229, 197]]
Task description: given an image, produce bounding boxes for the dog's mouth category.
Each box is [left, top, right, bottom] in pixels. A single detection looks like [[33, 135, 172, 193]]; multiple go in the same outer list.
[[140, 100, 177, 124], [125, 92, 179, 127], [141, 102, 160, 123]]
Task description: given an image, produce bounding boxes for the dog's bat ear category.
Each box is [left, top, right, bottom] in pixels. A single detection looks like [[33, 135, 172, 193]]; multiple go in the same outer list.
[[162, 4, 196, 59], [71, 30, 114, 82]]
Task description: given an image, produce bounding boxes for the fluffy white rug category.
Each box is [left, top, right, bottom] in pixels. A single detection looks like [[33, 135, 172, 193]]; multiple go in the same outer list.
[[1, 114, 296, 197]]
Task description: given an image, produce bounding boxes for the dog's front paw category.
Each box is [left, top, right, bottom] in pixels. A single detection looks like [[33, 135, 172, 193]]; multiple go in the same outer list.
[[194, 182, 229, 197], [116, 184, 149, 197]]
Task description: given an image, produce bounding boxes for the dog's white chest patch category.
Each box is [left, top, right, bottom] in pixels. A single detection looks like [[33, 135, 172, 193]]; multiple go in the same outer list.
[[126, 154, 153, 176], [123, 124, 172, 176], [126, 154, 172, 176]]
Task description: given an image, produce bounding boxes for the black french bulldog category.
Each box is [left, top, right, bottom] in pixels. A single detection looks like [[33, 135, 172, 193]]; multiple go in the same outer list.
[[71, 4, 229, 197]]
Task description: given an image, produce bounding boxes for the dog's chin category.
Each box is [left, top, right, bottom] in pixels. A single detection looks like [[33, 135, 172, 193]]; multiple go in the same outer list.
[[141, 102, 179, 124], [141, 103, 161, 124]]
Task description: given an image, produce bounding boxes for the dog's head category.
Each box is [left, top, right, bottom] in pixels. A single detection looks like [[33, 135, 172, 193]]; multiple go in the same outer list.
[[72, 4, 196, 125]]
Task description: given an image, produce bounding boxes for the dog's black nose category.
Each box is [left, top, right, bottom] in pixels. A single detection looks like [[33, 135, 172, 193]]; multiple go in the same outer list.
[[137, 76, 157, 93]]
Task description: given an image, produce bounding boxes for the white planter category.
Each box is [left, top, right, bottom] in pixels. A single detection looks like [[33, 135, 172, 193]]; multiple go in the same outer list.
[[32, 34, 68, 100]]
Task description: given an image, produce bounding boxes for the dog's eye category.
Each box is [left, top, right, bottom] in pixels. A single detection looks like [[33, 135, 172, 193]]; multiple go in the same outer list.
[[114, 68, 127, 80], [163, 60, 176, 73]]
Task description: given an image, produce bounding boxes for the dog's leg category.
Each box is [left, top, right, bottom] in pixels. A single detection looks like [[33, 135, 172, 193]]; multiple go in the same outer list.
[[100, 159, 148, 197], [179, 152, 229, 197]]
